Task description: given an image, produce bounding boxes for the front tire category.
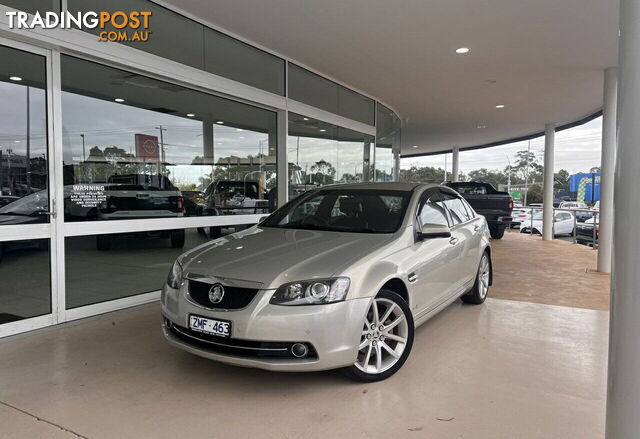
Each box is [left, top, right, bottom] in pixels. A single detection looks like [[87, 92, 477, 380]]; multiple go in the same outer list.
[[461, 252, 491, 304], [341, 290, 414, 382]]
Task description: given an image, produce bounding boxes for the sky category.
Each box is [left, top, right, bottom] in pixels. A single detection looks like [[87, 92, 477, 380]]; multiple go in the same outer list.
[[401, 116, 603, 175]]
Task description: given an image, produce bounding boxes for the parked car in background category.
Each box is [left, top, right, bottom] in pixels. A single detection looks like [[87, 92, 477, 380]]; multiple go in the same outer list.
[[510, 208, 532, 228], [558, 201, 593, 222], [203, 180, 270, 238], [576, 216, 599, 246], [181, 190, 205, 217], [445, 181, 513, 239], [162, 183, 492, 381], [520, 211, 575, 236], [95, 174, 186, 250], [559, 201, 588, 210]]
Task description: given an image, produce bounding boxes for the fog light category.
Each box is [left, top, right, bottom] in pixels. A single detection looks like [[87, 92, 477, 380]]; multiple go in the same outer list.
[[291, 343, 308, 358]]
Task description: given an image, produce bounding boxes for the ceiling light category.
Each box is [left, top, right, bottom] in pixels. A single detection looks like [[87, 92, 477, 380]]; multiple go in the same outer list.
[[9, 76, 22, 81], [412, 145, 418, 148], [495, 104, 505, 109], [477, 125, 487, 129], [319, 129, 326, 132], [303, 117, 310, 121], [455, 47, 470, 54], [114, 98, 125, 103], [186, 113, 195, 117], [216, 121, 224, 124]]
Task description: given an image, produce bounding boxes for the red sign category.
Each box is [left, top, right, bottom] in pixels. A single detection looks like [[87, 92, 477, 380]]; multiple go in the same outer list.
[[135, 134, 159, 160]]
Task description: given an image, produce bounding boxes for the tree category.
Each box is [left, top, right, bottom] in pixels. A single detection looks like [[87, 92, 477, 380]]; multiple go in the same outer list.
[[554, 169, 570, 192], [467, 168, 508, 188], [399, 166, 446, 183], [526, 184, 543, 204], [511, 150, 543, 183], [309, 160, 336, 185]]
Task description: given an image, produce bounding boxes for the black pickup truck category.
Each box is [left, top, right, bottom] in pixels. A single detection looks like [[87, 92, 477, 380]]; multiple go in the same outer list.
[[445, 182, 514, 239]]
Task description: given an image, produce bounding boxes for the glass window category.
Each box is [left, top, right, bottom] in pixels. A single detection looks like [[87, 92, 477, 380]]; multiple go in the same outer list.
[[454, 185, 488, 195], [1, 0, 59, 14], [442, 194, 471, 224], [418, 194, 449, 227], [61, 55, 277, 222], [288, 64, 375, 125], [67, 1, 285, 95], [204, 28, 285, 95], [263, 189, 410, 233], [287, 113, 373, 200], [65, 227, 233, 309], [68, 0, 205, 70], [0, 45, 49, 223], [375, 104, 400, 182], [0, 238, 51, 324]]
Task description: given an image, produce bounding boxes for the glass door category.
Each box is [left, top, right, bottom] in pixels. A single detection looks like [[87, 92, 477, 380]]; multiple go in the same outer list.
[[0, 39, 58, 337]]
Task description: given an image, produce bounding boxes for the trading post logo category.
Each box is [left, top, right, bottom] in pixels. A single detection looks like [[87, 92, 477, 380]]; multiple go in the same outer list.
[[5, 10, 153, 42]]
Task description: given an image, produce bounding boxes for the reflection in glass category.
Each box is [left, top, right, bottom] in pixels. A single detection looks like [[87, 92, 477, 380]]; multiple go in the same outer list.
[[0, 239, 50, 324], [287, 113, 373, 199], [65, 228, 239, 309], [61, 56, 277, 227], [375, 104, 401, 182], [0, 46, 49, 223]]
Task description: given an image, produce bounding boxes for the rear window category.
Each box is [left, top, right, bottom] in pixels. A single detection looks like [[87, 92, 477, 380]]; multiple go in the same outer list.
[[452, 185, 487, 195]]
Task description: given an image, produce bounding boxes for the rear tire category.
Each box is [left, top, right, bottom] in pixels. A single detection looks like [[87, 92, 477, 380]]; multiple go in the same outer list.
[[461, 252, 491, 304], [489, 225, 505, 239], [170, 230, 185, 248], [341, 290, 414, 382], [209, 227, 222, 239]]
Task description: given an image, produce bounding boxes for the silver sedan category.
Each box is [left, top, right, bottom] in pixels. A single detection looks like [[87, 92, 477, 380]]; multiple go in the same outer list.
[[161, 182, 492, 381]]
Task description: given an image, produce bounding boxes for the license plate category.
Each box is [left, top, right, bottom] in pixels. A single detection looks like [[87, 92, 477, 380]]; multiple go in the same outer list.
[[189, 315, 231, 337]]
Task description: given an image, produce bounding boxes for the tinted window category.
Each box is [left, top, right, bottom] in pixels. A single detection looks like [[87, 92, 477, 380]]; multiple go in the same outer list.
[[0, 45, 49, 224], [61, 55, 277, 222], [453, 185, 488, 195], [288, 65, 374, 125], [263, 189, 410, 233], [1, 0, 59, 14], [375, 104, 400, 182], [418, 193, 449, 227]]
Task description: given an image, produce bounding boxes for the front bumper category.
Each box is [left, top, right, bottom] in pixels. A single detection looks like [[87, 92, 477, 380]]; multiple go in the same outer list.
[[161, 283, 370, 372]]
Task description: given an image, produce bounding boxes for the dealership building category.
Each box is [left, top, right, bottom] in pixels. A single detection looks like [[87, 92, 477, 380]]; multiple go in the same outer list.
[[2, 0, 640, 438], [0, 1, 400, 336]]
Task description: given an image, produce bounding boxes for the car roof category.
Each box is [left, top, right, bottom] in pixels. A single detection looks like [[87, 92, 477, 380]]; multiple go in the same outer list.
[[317, 182, 437, 192]]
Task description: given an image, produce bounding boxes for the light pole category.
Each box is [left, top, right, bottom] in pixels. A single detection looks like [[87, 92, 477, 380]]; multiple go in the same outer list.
[[506, 155, 512, 194], [523, 139, 531, 206]]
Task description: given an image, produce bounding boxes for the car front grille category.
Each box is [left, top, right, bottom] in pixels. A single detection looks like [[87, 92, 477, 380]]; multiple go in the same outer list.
[[167, 321, 318, 360], [187, 280, 260, 310]]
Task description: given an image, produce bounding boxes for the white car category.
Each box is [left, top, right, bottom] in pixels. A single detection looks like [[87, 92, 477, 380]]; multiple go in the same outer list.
[[519, 210, 575, 236], [511, 208, 532, 227], [161, 183, 492, 381], [559, 201, 588, 210]]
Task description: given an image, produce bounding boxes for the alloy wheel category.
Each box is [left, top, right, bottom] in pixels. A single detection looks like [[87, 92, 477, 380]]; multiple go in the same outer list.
[[478, 254, 490, 299], [355, 297, 409, 374]]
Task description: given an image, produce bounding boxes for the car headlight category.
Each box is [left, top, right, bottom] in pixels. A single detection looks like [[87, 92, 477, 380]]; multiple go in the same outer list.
[[270, 278, 350, 306], [167, 259, 184, 289]]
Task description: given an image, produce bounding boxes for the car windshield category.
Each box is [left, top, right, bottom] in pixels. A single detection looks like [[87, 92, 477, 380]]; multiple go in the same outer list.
[[262, 188, 411, 233], [532, 211, 544, 220], [0, 190, 48, 216]]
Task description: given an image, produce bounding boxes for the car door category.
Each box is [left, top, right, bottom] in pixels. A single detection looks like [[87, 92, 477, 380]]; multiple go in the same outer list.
[[440, 191, 477, 291], [408, 190, 462, 314], [557, 212, 574, 235]]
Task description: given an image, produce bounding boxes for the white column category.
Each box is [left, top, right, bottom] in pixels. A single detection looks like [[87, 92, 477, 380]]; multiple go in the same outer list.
[[542, 124, 555, 240], [451, 147, 460, 182], [598, 68, 618, 273], [606, 1, 640, 436], [276, 109, 288, 207], [393, 151, 400, 181]]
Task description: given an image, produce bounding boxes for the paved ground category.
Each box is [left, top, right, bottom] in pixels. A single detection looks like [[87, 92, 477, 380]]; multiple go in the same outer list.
[[0, 232, 612, 438], [493, 231, 611, 310]]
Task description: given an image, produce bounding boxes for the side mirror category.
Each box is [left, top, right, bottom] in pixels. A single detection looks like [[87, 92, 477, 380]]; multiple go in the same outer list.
[[418, 223, 451, 240]]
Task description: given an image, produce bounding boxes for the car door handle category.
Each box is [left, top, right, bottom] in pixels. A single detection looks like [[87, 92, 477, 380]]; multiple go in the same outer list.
[[449, 237, 459, 245]]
